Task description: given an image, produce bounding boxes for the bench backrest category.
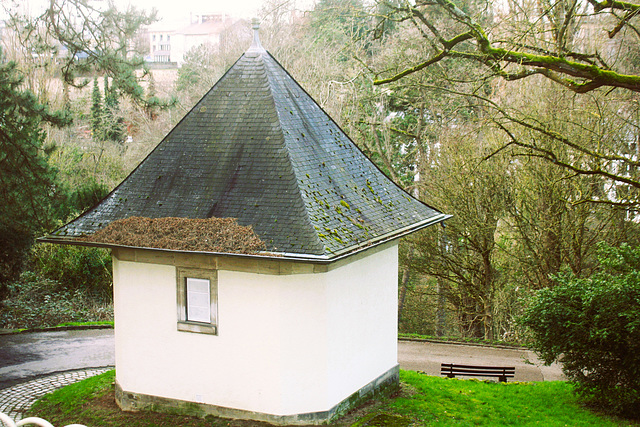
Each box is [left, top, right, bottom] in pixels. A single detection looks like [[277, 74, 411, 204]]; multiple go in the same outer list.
[[441, 363, 515, 382]]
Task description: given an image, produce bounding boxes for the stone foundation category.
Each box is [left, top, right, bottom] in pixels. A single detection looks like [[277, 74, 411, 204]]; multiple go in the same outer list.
[[115, 364, 399, 425]]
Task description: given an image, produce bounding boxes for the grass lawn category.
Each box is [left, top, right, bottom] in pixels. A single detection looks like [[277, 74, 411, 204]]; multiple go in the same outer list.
[[29, 370, 637, 426], [54, 321, 114, 328]]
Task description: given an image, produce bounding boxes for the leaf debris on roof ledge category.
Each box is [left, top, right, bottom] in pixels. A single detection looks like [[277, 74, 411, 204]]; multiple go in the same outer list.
[[79, 217, 267, 254]]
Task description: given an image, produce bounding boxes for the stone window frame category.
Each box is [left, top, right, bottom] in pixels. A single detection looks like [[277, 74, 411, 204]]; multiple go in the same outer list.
[[176, 267, 218, 335]]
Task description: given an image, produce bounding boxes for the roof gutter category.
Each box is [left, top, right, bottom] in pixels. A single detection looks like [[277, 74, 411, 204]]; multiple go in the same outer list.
[[318, 213, 452, 262], [37, 213, 451, 265]]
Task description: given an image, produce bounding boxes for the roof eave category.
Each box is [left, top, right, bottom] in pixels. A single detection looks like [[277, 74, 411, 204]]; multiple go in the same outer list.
[[37, 214, 451, 265], [322, 213, 452, 260]]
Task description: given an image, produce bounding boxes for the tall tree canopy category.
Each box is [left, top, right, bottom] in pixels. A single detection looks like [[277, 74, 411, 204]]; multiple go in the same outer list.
[[371, 0, 640, 205], [0, 50, 70, 298], [375, 0, 640, 92]]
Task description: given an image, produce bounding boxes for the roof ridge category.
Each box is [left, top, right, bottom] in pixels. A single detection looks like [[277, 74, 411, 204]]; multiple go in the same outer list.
[[261, 53, 444, 256], [255, 52, 330, 255]]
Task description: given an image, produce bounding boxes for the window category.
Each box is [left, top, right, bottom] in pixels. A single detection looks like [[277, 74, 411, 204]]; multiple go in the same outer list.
[[152, 34, 156, 41], [186, 278, 210, 322], [177, 268, 218, 334]]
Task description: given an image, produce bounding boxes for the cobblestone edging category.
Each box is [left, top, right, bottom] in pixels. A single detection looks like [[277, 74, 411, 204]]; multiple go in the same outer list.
[[0, 367, 114, 421]]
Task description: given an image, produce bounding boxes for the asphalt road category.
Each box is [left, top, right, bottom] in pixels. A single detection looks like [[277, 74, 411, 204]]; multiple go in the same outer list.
[[0, 329, 115, 390], [0, 329, 563, 390]]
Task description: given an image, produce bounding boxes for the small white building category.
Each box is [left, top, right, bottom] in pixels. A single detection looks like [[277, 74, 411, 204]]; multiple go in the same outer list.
[[42, 24, 449, 425], [148, 28, 173, 63]]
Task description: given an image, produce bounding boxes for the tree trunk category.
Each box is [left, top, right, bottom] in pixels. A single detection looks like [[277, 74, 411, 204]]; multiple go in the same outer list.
[[435, 278, 447, 336], [398, 248, 414, 324]]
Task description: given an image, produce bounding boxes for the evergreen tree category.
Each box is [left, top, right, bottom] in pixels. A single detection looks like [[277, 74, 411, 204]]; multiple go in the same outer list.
[[102, 76, 113, 141], [90, 77, 103, 140], [103, 75, 109, 103], [0, 50, 70, 300], [145, 73, 159, 120], [102, 77, 125, 143]]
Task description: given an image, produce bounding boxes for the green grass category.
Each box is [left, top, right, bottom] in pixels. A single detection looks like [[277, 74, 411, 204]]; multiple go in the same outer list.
[[29, 370, 637, 426], [29, 371, 245, 427], [54, 321, 114, 328], [363, 371, 636, 426], [3, 321, 114, 334], [30, 370, 116, 416]]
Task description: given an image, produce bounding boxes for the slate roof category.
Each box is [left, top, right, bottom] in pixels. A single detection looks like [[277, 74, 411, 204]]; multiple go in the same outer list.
[[42, 29, 450, 261]]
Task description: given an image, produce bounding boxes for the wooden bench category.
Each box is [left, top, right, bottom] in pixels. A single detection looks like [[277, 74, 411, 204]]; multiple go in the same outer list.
[[441, 363, 515, 382]]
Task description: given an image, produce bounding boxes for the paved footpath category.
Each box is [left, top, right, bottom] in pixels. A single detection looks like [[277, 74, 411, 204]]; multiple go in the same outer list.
[[398, 339, 564, 382], [0, 328, 115, 390], [0, 367, 113, 421]]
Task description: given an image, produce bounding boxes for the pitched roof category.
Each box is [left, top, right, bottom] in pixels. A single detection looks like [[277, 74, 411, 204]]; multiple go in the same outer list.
[[42, 30, 450, 261]]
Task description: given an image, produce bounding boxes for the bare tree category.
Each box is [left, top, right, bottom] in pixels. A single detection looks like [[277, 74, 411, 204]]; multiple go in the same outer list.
[[368, 0, 640, 204]]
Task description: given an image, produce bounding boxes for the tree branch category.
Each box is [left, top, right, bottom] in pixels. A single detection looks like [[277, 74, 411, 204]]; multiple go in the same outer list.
[[586, 0, 640, 13], [374, 0, 640, 93], [414, 83, 640, 190], [374, 32, 474, 84]]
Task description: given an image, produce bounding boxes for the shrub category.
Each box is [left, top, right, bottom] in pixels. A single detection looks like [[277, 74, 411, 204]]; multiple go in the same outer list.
[[521, 243, 640, 418], [66, 178, 109, 214], [30, 243, 112, 298], [0, 271, 113, 329], [0, 223, 32, 301]]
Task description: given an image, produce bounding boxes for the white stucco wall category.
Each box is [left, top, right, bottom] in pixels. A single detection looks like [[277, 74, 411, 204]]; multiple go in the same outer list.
[[113, 244, 398, 416]]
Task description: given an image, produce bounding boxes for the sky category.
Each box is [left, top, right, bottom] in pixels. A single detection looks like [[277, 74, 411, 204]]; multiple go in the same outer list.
[[114, 0, 314, 28], [118, 0, 265, 23], [3, 0, 315, 28]]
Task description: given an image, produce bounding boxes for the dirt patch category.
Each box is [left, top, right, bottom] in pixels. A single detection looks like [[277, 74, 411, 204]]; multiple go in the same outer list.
[[81, 217, 267, 254], [86, 389, 379, 426], [89, 390, 270, 426]]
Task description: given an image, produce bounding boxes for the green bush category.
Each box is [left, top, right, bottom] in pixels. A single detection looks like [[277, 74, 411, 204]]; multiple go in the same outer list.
[[0, 271, 113, 329], [0, 223, 32, 301], [521, 243, 640, 418], [66, 178, 109, 214], [31, 243, 112, 298]]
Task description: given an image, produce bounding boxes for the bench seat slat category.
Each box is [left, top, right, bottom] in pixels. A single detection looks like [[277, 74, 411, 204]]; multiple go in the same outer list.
[[440, 363, 515, 382], [441, 363, 515, 370], [441, 369, 514, 376], [442, 372, 514, 378], [441, 367, 515, 373]]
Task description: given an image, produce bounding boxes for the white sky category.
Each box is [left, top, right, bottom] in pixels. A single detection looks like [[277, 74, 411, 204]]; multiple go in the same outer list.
[[4, 0, 315, 28], [118, 0, 268, 25], [115, 0, 317, 28]]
